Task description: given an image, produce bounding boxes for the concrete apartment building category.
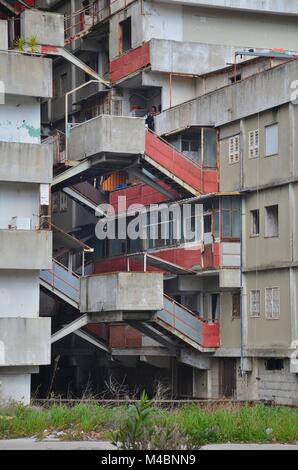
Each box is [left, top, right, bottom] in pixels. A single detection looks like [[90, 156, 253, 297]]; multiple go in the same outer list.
[[1, 0, 298, 404]]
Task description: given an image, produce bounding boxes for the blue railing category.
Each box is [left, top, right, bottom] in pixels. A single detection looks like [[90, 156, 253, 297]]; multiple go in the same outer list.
[[40, 259, 80, 307], [157, 295, 204, 346]]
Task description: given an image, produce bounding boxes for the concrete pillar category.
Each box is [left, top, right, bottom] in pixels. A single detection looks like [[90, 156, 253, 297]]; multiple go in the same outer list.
[[0, 373, 31, 405]]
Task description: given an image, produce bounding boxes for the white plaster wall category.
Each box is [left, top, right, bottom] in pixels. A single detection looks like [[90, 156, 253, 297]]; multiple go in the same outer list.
[[0, 271, 40, 317], [0, 182, 40, 230], [0, 96, 41, 144]]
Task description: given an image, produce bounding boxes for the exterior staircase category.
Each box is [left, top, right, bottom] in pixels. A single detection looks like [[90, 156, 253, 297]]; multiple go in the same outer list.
[[40, 259, 219, 352]]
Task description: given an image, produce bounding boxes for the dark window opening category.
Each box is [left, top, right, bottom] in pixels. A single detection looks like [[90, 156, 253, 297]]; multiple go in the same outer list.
[[232, 292, 241, 319], [211, 293, 219, 322], [251, 209, 260, 236], [265, 205, 279, 238], [265, 359, 284, 371], [230, 74, 242, 84], [119, 17, 132, 54]]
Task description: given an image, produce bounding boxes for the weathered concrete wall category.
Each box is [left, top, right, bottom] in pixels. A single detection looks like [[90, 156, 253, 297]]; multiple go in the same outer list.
[[21, 10, 64, 47], [245, 269, 291, 351], [0, 20, 7, 50], [0, 97, 41, 144], [0, 142, 52, 183], [150, 39, 238, 75], [219, 105, 293, 193], [80, 272, 164, 312], [0, 53, 52, 98], [0, 271, 40, 318], [155, 60, 298, 135], [219, 291, 241, 349], [0, 182, 40, 230], [244, 187, 291, 270], [153, 0, 298, 15], [258, 358, 298, 405], [0, 318, 51, 366], [0, 230, 52, 270], [69, 115, 146, 161]]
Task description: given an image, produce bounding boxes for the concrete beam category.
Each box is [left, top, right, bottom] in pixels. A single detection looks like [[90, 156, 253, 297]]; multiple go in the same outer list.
[[51, 314, 89, 344], [179, 349, 211, 369], [73, 329, 110, 353], [128, 167, 176, 201]]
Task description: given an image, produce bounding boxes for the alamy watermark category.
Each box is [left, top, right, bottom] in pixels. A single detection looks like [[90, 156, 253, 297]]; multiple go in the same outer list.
[[94, 197, 203, 244]]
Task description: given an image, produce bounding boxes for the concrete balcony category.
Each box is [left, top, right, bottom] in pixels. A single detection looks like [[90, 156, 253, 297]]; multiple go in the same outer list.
[[0, 318, 50, 366], [0, 230, 52, 270], [80, 272, 164, 316], [68, 115, 146, 162], [110, 39, 240, 82], [0, 52, 52, 98], [0, 141, 52, 184], [21, 10, 64, 47]]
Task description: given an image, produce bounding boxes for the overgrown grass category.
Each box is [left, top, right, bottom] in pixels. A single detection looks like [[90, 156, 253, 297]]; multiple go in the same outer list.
[[0, 402, 297, 446]]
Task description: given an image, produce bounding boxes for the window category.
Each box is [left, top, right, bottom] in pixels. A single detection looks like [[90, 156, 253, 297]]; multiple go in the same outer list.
[[250, 290, 260, 317], [265, 205, 278, 237], [210, 293, 220, 322], [250, 209, 259, 236], [265, 287, 280, 319], [265, 124, 278, 156], [221, 197, 241, 239], [229, 73, 242, 84], [249, 129, 259, 158], [228, 135, 240, 164], [265, 359, 284, 371], [59, 192, 68, 212], [232, 292, 241, 319], [119, 17, 132, 54]]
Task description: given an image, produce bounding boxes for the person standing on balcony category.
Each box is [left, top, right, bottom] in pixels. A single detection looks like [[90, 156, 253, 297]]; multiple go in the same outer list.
[[145, 105, 158, 132]]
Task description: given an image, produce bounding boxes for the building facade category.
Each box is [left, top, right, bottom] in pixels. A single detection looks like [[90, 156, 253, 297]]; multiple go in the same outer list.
[[1, 0, 298, 404]]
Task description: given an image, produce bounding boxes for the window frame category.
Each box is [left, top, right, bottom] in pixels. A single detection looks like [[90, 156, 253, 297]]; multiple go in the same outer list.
[[265, 123, 279, 157], [265, 287, 280, 320], [228, 135, 240, 165], [250, 289, 261, 318], [264, 204, 279, 238], [250, 209, 260, 237], [248, 129, 259, 159], [232, 292, 241, 319]]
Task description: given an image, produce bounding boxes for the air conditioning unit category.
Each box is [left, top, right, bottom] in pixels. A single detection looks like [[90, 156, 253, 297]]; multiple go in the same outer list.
[[10, 217, 31, 230]]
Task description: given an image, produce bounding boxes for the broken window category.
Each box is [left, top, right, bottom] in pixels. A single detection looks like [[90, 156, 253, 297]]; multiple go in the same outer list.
[[228, 135, 240, 164], [250, 290, 260, 317], [221, 197, 241, 239], [250, 209, 260, 236], [119, 17, 132, 54], [249, 129, 259, 158], [265, 123, 278, 156], [265, 287, 280, 319], [232, 292, 241, 319], [265, 205, 278, 237]]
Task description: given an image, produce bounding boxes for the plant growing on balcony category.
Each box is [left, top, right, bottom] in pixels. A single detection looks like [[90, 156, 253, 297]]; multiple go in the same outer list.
[[15, 36, 26, 52], [27, 36, 38, 53]]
